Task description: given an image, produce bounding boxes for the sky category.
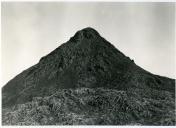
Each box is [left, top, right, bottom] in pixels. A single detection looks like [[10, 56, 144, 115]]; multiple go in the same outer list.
[[1, 2, 175, 86]]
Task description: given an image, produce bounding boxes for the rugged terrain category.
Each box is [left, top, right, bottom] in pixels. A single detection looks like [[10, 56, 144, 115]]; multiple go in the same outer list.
[[2, 27, 175, 125]]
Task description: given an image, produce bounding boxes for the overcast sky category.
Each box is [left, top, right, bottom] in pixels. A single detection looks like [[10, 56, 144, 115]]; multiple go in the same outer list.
[[1, 2, 175, 85]]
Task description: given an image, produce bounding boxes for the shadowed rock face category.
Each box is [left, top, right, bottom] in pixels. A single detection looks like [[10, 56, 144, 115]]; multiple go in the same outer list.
[[2, 27, 175, 125]]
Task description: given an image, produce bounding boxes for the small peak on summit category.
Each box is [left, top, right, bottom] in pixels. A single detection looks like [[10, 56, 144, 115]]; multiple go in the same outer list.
[[81, 27, 100, 35], [71, 27, 101, 41]]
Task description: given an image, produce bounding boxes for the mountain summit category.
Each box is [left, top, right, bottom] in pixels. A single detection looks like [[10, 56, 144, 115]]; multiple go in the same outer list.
[[71, 27, 101, 39], [2, 27, 175, 125]]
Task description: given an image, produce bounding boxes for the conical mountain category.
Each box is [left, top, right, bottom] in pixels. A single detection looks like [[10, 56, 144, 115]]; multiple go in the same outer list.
[[2, 27, 175, 125]]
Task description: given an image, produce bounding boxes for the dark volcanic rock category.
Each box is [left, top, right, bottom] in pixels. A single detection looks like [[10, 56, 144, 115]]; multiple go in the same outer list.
[[2, 27, 175, 125]]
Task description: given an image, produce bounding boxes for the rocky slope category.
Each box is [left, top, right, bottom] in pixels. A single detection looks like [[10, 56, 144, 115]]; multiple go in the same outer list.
[[2, 27, 175, 125]]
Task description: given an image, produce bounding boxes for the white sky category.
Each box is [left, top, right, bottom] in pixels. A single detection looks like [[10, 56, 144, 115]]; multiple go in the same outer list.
[[1, 2, 175, 86]]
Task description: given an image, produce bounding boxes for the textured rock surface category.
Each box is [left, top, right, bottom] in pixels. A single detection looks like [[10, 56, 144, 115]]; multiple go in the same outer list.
[[2, 27, 175, 125], [2, 88, 175, 125]]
